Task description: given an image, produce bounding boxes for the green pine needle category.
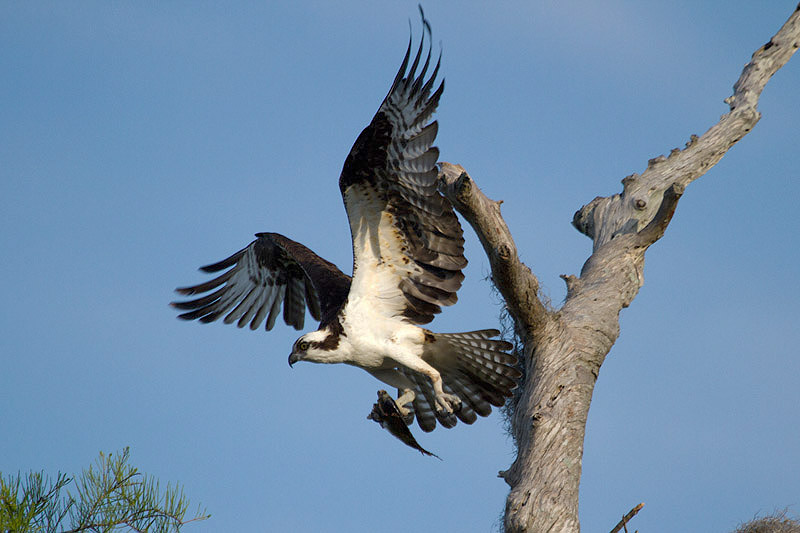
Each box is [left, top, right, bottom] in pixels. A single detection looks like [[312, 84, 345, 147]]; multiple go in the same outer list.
[[0, 448, 209, 533]]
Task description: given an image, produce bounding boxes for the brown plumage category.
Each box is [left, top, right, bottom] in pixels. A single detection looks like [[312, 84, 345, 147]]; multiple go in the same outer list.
[[173, 232, 349, 330]]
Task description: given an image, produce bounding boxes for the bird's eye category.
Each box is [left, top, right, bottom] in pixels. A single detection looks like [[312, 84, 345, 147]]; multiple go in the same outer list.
[[298, 341, 310, 351]]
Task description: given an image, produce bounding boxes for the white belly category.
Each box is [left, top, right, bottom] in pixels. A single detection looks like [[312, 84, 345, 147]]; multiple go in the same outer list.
[[339, 299, 424, 370]]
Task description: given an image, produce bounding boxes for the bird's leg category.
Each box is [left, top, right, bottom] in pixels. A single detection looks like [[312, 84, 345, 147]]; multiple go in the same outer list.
[[389, 359, 461, 415], [375, 353, 461, 415], [394, 388, 415, 416], [429, 374, 461, 415]]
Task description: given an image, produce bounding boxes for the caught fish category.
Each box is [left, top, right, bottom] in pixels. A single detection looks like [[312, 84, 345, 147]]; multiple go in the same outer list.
[[368, 390, 442, 460]]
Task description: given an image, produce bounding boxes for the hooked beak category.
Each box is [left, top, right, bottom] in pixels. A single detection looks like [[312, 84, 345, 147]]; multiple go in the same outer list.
[[288, 351, 300, 368]]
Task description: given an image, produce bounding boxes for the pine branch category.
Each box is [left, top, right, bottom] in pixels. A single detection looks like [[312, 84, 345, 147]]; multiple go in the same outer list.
[[0, 448, 209, 532]]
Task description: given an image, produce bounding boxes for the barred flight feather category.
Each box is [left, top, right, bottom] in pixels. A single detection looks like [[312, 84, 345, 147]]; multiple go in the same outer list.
[[409, 272, 462, 293], [397, 148, 439, 174], [449, 372, 492, 417], [442, 377, 480, 424], [237, 287, 268, 328], [404, 372, 436, 432], [402, 122, 438, 159], [406, 370, 452, 431], [264, 287, 284, 331], [223, 287, 258, 324], [172, 233, 350, 331]]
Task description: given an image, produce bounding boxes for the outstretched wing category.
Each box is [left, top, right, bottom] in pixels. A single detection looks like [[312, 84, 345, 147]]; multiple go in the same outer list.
[[172, 232, 351, 331], [338, 10, 466, 325]]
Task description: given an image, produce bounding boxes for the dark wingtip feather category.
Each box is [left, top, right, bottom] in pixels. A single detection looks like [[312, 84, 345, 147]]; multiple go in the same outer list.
[[175, 308, 212, 321], [418, 4, 431, 35], [497, 340, 515, 351], [418, 48, 442, 99], [391, 29, 413, 93], [198, 249, 244, 273], [411, 38, 433, 95], [405, 20, 426, 86], [198, 313, 220, 323]]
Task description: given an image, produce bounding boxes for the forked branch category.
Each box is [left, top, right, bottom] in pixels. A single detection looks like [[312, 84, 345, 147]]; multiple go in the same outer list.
[[609, 502, 645, 533], [438, 161, 550, 343], [573, 4, 800, 252], [439, 4, 800, 533]]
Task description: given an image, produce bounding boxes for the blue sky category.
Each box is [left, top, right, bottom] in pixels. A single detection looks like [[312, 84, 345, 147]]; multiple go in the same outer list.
[[2, 2, 798, 532]]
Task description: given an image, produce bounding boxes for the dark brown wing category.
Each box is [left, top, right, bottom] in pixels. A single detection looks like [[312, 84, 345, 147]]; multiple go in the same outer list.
[[338, 10, 465, 325], [172, 232, 350, 331]]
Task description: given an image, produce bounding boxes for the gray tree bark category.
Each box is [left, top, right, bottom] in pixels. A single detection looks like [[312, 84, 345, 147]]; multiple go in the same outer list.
[[438, 5, 800, 532]]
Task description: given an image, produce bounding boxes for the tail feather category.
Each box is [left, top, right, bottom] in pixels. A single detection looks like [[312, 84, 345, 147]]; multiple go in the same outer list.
[[412, 392, 437, 432], [397, 328, 521, 432], [456, 359, 518, 391], [440, 330, 522, 394], [438, 328, 501, 340], [445, 372, 487, 419], [442, 377, 479, 424], [442, 336, 517, 365], [406, 371, 436, 432], [406, 371, 457, 432]]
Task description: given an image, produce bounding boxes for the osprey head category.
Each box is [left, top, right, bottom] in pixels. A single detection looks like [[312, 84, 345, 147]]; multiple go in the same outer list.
[[288, 327, 341, 367]]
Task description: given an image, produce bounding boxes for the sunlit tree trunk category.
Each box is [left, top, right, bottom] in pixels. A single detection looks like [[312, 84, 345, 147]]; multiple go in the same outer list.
[[438, 5, 800, 531]]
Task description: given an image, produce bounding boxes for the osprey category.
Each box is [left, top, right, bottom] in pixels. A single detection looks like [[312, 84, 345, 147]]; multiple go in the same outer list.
[[172, 13, 521, 432]]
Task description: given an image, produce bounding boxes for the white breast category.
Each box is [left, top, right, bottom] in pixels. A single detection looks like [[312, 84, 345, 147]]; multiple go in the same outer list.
[[339, 297, 425, 370]]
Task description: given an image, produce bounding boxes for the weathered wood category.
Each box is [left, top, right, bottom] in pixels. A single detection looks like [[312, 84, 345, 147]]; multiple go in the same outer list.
[[609, 503, 645, 533], [438, 4, 800, 532], [438, 162, 549, 346]]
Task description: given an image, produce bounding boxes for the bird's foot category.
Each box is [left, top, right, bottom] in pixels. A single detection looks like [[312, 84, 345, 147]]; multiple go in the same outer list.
[[434, 392, 461, 414], [395, 402, 411, 418]]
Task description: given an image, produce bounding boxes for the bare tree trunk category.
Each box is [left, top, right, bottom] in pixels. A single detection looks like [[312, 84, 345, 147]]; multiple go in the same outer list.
[[438, 5, 800, 532]]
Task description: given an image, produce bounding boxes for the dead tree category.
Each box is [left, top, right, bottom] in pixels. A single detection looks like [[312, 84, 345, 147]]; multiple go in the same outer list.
[[438, 5, 800, 532]]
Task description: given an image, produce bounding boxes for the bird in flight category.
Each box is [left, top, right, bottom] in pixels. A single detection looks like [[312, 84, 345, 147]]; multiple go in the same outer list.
[[172, 10, 521, 433]]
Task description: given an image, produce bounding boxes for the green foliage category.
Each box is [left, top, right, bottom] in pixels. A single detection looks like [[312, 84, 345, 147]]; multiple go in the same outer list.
[[0, 448, 209, 533]]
